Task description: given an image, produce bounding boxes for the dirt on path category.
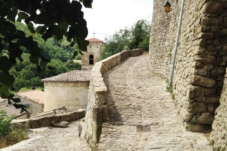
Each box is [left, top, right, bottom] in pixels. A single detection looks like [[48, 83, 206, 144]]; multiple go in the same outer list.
[[97, 54, 212, 151]]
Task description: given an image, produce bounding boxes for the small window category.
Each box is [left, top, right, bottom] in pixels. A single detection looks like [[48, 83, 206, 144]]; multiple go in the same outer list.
[[89, 55, 94, 65]]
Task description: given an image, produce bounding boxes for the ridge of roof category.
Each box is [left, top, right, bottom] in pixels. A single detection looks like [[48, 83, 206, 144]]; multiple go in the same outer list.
[[42, 70, 90, 83], [87, 38, 103, 43], [16, 90, 44, 105]]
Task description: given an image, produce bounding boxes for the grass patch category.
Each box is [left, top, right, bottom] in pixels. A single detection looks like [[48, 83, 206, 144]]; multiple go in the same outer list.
[[0, 109, 28, 149], [166, 86, 175, 99]]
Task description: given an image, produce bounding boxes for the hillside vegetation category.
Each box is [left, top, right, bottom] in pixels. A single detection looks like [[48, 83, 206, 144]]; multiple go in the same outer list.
[[7, 22, 81, 91]]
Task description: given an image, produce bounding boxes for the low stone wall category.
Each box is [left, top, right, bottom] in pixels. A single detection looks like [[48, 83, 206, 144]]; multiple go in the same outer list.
[[82, 49, 143, 145], [210, 69, 227, 150], [12, 109, 85, 128]]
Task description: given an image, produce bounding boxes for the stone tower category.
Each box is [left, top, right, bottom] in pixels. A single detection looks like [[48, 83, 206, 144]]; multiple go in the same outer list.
[[81, 38, 104, 70]]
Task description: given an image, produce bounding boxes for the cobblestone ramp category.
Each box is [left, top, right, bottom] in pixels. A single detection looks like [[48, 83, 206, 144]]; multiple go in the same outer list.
[[98, 55, 212, 151]]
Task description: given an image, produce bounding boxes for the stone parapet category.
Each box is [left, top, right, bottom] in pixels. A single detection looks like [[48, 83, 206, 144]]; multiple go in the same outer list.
[[11, 109, 85, 129], [81, 49, 143, 145]]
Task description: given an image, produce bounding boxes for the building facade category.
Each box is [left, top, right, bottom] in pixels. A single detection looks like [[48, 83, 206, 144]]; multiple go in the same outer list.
[[81, 38, 104, 70], [42, 70, 90, 112]]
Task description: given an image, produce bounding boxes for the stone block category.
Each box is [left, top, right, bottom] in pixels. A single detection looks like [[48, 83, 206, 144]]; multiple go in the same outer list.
[[195, 69, 207, 76], [194, 46, 208, 55], [191, 75, 216, 88], [211, 26, 220, 33], [180, 108, 194, 122], [202, 2, 223, 14], [195, 55, 216, 64], [224, 17, 227, 27], [221, 29, 227, 35], [213, 40, 221, 46], [52, 121, 69, 128], [196, 113, 214, 124], [196, 38, 207, 46], [206, 96, 220, 103], [211, 67, 225, 76], [185, 122, 211, 132], [202, 17, 219, 26], [208, 102, 216, 112], [197, 33, 213, 39], [186, 102, 208, 113], [187, 86, 202, 99]]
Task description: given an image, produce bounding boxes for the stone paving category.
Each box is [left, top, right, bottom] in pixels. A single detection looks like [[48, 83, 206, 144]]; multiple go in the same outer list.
[[1, 121, 90, 151], [1, 54, 212, 151], [98, 54, 212, 151]]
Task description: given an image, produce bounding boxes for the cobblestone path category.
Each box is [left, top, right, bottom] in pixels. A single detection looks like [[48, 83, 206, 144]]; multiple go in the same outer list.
[[98, 54, 212, 151], [1, 121, 90, 151]]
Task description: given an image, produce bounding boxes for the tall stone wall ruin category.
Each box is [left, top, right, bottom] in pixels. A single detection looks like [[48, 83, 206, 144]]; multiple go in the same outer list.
[[149, 0, 227, 150]]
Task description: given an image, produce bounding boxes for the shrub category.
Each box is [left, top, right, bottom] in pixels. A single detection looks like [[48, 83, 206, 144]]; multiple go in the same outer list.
[[0, 109, 28, 149], [0, 109, 12, 137]]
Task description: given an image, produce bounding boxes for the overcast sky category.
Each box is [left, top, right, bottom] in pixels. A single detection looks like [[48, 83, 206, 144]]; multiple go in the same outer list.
[[82, 0, 153, 41]]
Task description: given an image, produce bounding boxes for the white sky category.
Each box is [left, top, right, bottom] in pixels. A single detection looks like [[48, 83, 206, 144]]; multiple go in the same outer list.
[[82, 0, 153, 41]]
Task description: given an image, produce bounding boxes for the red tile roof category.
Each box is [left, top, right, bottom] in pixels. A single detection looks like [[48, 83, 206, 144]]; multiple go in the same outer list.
[[42, 70, 90, 83], [87, 38, 103, 43], [16, 90, 44, 105]]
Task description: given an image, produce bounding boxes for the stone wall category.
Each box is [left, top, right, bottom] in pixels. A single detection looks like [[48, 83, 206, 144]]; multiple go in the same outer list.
[[210, 71, 227, 150], [149, 0, 179, 78], [12, 109, 85, 129], [82, 49, 143, 145], [149, 0, 227, 132]]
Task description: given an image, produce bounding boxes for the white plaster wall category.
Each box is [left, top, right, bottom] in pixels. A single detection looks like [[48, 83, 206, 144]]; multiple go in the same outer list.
[[44, 82, 89, 111]]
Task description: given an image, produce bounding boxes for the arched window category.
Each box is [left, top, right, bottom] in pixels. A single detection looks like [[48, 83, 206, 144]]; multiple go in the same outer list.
[[89, 55, 94, 65]]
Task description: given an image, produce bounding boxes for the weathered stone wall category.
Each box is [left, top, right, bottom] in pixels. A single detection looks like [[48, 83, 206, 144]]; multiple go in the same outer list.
[[44, 82, 89, 112], [82, 49, 143, 145], [149, 0, 227, 133], [175, 1, 227, 132], [149, 0, 180, 78], [12, 109, 85, 129], [210, 71, 227, 150], [149, 0, 227, 149]]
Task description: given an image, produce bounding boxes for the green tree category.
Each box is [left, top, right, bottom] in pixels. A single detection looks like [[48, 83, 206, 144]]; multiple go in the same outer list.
[[101, 19, 150, 59], [128, 19, 150, 51], [0, 0, 92, 110]]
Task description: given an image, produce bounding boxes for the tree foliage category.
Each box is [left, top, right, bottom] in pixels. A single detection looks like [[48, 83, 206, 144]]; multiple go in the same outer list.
[[0, 0, 92, 111], [101, 19, 150, 59]]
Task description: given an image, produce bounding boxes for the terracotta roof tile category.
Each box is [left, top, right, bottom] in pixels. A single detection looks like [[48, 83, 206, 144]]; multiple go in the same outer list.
[[16, 90, 44, 105], [42, 70, 90, 82], [87, 38, 103, 43]]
